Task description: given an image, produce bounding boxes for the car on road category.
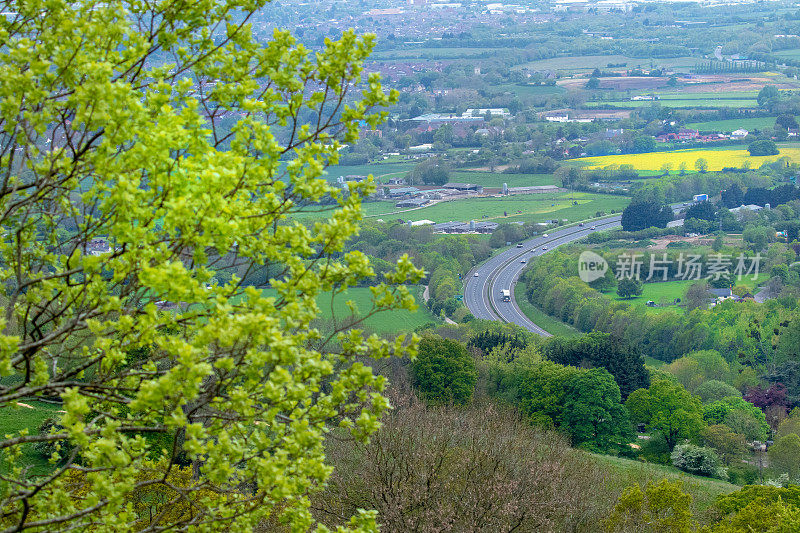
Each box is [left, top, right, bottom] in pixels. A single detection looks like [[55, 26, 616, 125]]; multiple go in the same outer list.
[[578, 222, 584, 227], [590, 225, 596, 230], [516, 243, 524, 248], [532, 248, 537, 252], [520, 258, 526, 263], [474, 272, 480, 277], [542, 233, 549, 238], [542, 245, 548, 250]]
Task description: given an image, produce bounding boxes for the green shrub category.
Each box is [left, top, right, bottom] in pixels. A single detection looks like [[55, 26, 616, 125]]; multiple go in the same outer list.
[[670, 443, 727, 479]]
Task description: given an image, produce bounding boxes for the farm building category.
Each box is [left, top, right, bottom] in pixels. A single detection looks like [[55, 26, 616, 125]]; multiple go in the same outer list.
[[729, 204, 763, 218], [395, 197, 430, 208], [508, 185, 561, 194], [433, 220, 499, 234], [443, 183, 484, 193], [386, 187, 421, 198]]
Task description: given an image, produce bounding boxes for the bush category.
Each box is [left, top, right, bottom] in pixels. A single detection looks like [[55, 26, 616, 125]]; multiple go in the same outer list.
[[670, 443, 727, 479], [726, 462, 759, 485], [637, 433, 671, 465]]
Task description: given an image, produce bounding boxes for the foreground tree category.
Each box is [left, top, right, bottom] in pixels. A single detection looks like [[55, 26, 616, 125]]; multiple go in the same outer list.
[[0, 1, 422, 530]]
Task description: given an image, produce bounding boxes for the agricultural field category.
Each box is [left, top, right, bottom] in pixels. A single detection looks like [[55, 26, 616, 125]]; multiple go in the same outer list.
[[361, 191, 629, 225], [450, 170, 556, 188], [511, 55, 699, 73], [585, 97, 758, 109], [774, 48, 800, 61], [574, 143, 800, 171], [0, 400, 63, 474], [292, 286, 436, 334], [686, 117, 776, 133]]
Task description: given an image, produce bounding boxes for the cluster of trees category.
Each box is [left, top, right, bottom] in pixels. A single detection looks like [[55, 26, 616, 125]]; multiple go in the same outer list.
[[524, 247, 800, 363], [747, 139, 780, 156], [629, 169, 778, 206], [722, 183, 800, 209], [606, 480, 800, 532], [503, 155, 560, 174], [406, 157, 451, 185], [621, 200, 675, 231], [408, 322, 800, 484], [409, 329, 644, 455], [315, 400, 620, 532]]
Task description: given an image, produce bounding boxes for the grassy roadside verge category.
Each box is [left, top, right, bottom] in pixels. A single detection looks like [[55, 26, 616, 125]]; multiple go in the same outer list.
[[514, 283, 581, 337]]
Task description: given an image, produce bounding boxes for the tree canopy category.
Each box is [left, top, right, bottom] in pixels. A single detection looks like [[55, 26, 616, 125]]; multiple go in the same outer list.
[[412, 336, 478, 405], [621, 201, 673, 231], [748, 139, 780, 156], [626, 379, 705, 450], [0, 1, 422, 530], [543, 332, 649, 398]]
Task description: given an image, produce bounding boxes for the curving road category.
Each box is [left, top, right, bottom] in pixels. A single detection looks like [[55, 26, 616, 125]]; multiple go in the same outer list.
[[464, 216, 623, 336]]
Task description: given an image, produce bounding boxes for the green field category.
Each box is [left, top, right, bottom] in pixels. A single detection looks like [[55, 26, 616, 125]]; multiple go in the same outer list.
[[614, 270, 769, 313], [450, 170, 556, 188], [686, 117, 776, 133], [514, 284, 581, 337], [360, 191, 629, 225], [231, 285, 436, 334], [774, 48, 800, 61], [495, 83, 566, 97], [306, 286, 436, 334], [512, 55, 699, 72], [619, 279, 692, 313], [0, 400, 63, 474], [657, 91, 759, 100], [586, 97, 758, 109]]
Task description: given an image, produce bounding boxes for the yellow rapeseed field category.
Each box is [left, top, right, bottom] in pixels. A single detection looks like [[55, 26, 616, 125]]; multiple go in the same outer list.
[[575, 145, 800, 171]]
